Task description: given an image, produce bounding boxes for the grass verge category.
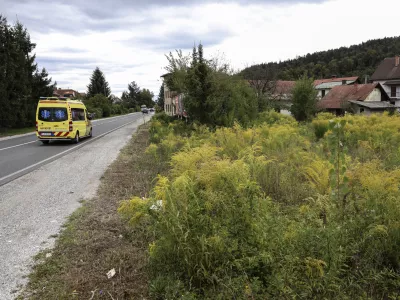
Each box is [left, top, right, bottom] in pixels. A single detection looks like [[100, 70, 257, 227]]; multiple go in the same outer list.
[[18, 123, 167, 300], [0, 127, 35, 137]]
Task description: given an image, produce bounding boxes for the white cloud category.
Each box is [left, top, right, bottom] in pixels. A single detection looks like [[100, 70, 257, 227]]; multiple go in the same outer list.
[[3, 0, 400, 96]]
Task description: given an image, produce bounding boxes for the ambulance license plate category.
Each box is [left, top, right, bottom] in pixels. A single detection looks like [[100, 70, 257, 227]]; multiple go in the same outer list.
[[41, 132, 52, 136]]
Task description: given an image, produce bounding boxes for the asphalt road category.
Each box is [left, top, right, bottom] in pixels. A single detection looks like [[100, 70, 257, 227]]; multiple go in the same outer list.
[[0, 113, 145, 186], [0, 112, 151, 300]]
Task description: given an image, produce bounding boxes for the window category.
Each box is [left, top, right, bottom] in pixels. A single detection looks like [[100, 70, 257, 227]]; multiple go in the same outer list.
[[321, 90, 326, 97], [38, 107, 68, 122], [391, 86, 396, 97], [71, 108, 85, 121]]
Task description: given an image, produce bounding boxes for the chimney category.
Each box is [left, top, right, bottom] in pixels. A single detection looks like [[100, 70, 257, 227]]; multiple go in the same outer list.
[[396, 56, 400, 67], [332, 75, 337, 79], [342, 80, 346, 85]]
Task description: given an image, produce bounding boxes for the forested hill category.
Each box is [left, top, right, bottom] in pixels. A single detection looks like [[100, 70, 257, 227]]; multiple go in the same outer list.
[[240, 36, 400, 81]]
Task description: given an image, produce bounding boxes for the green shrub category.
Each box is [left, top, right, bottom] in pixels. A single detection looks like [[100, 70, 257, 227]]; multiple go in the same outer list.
[[256, 110, 296, 126], [88, 107, 102, 119], [312, 119, 329, 139]]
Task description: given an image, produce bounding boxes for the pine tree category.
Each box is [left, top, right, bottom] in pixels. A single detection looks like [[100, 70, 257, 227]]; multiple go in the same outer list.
[[157, 84, 165, 109], [86, 67, 111, 98], [29, 68, 56, 122], [0, 17, 55, 129], [0, 15, 12, 128], [121, 81, 140, 109]]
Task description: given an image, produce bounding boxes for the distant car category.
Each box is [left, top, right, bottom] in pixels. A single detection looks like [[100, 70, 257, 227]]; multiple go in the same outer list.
[[149, 108, 155, 112], [142, 108, 149, 114]]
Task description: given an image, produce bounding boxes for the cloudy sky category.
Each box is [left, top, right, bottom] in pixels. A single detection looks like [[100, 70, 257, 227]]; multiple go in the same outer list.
[[1, 0, 399, 96]]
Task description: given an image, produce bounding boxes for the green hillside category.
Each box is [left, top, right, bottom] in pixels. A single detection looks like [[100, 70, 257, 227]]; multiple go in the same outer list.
[[241, 36, 400, 81]]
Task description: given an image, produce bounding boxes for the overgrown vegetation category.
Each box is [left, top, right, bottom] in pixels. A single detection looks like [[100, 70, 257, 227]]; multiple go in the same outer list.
[[241, 36, 400, 81], [119, 112, 400, 299]]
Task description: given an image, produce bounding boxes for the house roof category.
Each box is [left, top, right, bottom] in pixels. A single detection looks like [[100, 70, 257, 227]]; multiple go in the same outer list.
[[383, 80, 400, 85], [370, 57, 400, 81], [314, 76, 359, 86], [318, 83, 385, 109], [274, 80, 295, 95], [315, 81, 353, 90], [53, 89, 78, 96], [348, 100, 395, 109]]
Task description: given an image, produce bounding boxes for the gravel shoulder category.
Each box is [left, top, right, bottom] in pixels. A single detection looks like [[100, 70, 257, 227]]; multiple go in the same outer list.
[[0, 116, 150, 300]]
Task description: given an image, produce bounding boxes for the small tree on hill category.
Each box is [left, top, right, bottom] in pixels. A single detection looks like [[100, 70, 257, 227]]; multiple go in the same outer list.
[[290, 75, 317, 122], [87, 67, 111, 98]]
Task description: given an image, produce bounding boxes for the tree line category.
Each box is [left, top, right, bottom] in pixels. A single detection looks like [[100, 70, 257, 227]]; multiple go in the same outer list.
[[0, 16, 56, 129], [84, 67, 155, 118], [241, 36, 400, 81], [0, 15, 155, 129]]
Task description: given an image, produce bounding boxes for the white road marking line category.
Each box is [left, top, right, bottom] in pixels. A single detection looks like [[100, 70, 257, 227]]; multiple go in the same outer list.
[[0, 141, 37, 152], [0, 114, 140, 151], [0, 117, 142, 185], [0, 113, 140, 142]]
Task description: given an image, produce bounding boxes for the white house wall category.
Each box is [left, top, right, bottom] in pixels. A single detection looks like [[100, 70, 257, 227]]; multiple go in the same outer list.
[[364, 88, 382, 102], [163, 81, 174, 116]]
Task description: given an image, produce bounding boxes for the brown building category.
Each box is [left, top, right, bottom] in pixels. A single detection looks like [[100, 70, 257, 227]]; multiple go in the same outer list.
[[314, 76, 359, 99], [160, 73, 185, 117], [318, 83, 392, 115]]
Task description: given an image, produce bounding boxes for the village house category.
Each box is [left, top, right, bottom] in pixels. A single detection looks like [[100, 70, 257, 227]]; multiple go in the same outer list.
[[314, 76, 359, 99], [160, 73, 185, 117], [53, 88, 80, 98], [317, 83, 392, 115], [370, 56, 400, 107]]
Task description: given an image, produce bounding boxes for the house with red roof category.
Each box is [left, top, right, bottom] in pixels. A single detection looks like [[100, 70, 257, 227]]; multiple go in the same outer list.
[[314, 76, 359, 99], [317, 83, 392, 115]]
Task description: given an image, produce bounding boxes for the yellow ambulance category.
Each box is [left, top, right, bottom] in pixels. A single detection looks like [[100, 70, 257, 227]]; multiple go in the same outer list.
[[36, 97, 92, 144]]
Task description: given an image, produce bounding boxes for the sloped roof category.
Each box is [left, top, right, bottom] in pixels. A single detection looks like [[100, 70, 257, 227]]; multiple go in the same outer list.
[[371, 57, 400, 81], [318, 83, 385, 109], [53, 89, 78, 96], [274, 80, 296, 94], [348, 100, 395, 109], [314, 76, 359, 86], [315, 81, 353, 90]]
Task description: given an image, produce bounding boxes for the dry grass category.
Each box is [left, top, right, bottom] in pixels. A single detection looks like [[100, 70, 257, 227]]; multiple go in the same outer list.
[[19, 124, 167, 300]]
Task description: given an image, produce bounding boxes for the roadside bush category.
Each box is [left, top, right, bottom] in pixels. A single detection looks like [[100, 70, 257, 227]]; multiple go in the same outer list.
[[88, 107, 102, 119], [85, 94, 111, 117], [111, 104, 123, 115], [120, 113, 400, 299]]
